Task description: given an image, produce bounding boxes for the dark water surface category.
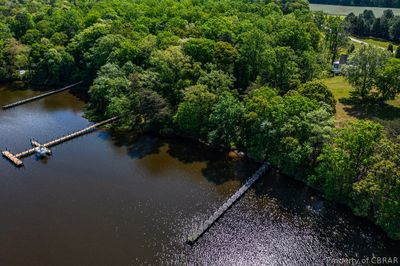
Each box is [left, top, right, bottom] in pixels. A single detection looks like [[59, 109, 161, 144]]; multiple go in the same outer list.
[[0, 85, 399, 266]]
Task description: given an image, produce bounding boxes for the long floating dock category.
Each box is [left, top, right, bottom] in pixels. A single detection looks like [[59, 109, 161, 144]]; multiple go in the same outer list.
[[2, 117, 118, 166], [2, 81, 83, 110], [187, 162, 270, 245]]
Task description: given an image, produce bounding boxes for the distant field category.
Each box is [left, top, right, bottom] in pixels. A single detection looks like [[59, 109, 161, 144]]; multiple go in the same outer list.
[[349, 36, 399, 51], [309, 3, 400, 16], [358, 37, 399, 49]]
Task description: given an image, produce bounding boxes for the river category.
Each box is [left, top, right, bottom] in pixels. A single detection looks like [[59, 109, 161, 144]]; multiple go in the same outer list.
[[0, 85, 399, 266]]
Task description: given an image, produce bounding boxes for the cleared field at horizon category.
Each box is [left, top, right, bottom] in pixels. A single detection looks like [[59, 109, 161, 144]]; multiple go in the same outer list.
[[310, 3, 400, 16]]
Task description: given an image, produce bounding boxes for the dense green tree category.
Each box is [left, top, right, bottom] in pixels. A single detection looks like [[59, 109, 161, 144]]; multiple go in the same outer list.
[[312, 122, 400, 239], [0, 39, 7, 80], [271, 93, 334, 176], [263, 46, 300, 93], [344, 45, 390, 100], [87, 63, 132, 120], [371, 18, 381, 37], [242, 88, 334, 176], [149, 46, 199, 105], [213, 41, 238, 73], [183, 38, 215, 65], [201, 16, 234, 42], [84, 34, 125, 75], [1, 38, 30, 80], [173, 85, 217, 138], [346, 9, 400, 43], [297, 80, 336, 112], [67, 22, 111, 70], [375, 58, 400, 101], [324, 16, 348, 65], [396, 46, 400, 58], [380, 10, 394, 39], [242, 87, 281, 161], [33, 47, 74, 84], [136, 88, 172, 131], [348, 43, 355, 54], [10, 10, 35, 39], [52, 8, 82, 39], [235, 29, 269, 89], [21, 29, 41, 45], [388, 44, 394, 53], [197, 70, 234, 92], [352, 137, 400, 239], [389, 17, 400, 43], [282, 0, 309, 14], [311, 120, 384, 201], [0, 22, 11, 40], [208, 92, 245, 148]]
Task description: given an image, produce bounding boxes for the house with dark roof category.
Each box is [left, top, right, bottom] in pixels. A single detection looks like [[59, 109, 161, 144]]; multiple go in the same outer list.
[[332, 54, 348, 74]]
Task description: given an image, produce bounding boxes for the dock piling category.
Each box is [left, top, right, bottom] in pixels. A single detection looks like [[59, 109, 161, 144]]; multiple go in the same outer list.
[[2, 151, 23, 166], [187, 162, 270, 245], [1, 117, 117, 166], [2, 81, 83, 110]]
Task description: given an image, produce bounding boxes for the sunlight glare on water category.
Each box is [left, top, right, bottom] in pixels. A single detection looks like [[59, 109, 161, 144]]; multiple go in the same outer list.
[[0, 85, 399, 266]]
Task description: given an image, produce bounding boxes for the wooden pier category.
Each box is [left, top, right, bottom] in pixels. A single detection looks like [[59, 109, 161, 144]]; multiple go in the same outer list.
[[1, 117, 118, 166], [1, 151, 23, 166], [187, 162, 270, 245], [2, 81, 83, 110]]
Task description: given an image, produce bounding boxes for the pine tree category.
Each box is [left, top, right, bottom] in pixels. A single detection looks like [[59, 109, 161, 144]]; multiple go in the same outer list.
[[396, 47, 400, 58], [388, 44, 394, 53]]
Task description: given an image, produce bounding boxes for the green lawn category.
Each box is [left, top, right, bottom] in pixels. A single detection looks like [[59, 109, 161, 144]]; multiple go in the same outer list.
[[387, 97, 400, 107], [323, 76, 352, 100], [322, 76, 400, 136], [354, 37, 398, 50], [322, 76, 354, 124]]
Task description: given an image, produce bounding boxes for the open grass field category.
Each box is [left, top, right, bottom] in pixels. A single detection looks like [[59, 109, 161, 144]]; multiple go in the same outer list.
[[322, 76, 355, 123], [309, 3, 400, 16], [322, 75, 400, 136], [353, 37, 399, 50]]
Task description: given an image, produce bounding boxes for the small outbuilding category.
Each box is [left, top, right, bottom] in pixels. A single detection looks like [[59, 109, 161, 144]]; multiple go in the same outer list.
[[332, 54, 348, 74]]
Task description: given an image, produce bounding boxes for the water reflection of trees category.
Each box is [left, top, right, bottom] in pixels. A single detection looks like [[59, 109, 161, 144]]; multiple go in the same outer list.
[[166, 138, 259, 185], [109, 133, 261, 185], [110, 133, 165, 159]]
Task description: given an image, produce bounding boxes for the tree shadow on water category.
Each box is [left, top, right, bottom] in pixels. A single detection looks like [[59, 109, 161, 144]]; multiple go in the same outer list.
[[201, 158, 260, 185], [166, 138, 260, 185], [252, 169, 324, 215], [166, 138, 224, 164], [108, 132, 165, 159]]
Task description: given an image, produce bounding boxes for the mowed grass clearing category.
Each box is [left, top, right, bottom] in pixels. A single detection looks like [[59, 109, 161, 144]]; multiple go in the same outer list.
[[352, 36, 399, 50], [322, 76, 400, 126], [322, 76, 355, 124]]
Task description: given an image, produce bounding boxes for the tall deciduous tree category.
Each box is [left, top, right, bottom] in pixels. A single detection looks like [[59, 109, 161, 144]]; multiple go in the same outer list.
[[375, 58, 400, 101], [311, 120, 384, 201], [324, 16, 348, 65], [396, 47, 400, 58], [297, 80, 336, 112], [173, 85, 217, 139], [208, 92, 245, 148], [344, 45, 390, 100]]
